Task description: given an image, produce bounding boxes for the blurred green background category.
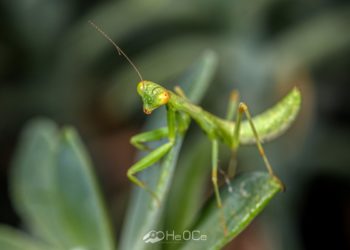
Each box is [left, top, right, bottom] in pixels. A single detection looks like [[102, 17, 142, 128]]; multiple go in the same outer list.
[[0, 0, 349, 249]]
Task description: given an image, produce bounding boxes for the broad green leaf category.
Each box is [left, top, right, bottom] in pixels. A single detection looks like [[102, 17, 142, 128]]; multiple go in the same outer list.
[[10, 119, 115, 250], [0, 226, 53, 250], [120, 50, 217, 250], [181, 172, 282, 250], [10, 119, 60, 245]]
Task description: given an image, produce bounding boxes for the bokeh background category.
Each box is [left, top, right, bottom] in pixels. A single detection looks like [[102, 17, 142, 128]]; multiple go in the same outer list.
[[1, 0, 350, 249]]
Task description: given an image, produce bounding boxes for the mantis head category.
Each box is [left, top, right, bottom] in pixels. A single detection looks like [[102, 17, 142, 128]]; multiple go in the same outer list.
[[137, 81, 170, 115]]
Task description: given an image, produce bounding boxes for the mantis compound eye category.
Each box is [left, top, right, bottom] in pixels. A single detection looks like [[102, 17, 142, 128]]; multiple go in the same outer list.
[[137, 81, 145, 95], [158, 91, 170, 105]]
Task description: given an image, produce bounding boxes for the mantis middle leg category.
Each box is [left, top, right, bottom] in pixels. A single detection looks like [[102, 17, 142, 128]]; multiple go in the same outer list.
[[211, 139, 222, 208], [212, 138, 229, 235], [225, 90, 239, 121], [226, 90, 240, 178]]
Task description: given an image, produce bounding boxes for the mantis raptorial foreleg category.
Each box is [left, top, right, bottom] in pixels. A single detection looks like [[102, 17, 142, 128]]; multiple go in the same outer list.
[[130, 127, 168, 151], [127, 108, 176, 202], [127, 141, 173, 202]]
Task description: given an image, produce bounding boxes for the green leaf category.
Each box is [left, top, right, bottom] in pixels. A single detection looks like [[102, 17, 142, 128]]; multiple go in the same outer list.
[[10, 119, 60, 244], [10, 119, 115, 250], [119, 50, 217, 250], [0, 226, 53, 250], [181, 172, 282, 250]]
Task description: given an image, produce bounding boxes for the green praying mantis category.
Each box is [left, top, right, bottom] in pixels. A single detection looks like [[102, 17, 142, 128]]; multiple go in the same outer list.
[[89, 21, 301, 210], [128, 83, 300, 208]]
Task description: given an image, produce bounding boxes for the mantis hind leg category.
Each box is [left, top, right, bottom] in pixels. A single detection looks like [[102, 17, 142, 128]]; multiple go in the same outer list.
[[232, 102, 284, 189]]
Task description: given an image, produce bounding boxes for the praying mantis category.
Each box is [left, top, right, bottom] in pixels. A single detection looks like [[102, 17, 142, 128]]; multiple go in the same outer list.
[[89, 21, 302, 209], [128, 82, 300, 207]]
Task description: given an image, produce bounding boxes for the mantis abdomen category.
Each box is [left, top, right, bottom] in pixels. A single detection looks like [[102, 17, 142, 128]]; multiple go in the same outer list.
[[170, 87, 301, 147]]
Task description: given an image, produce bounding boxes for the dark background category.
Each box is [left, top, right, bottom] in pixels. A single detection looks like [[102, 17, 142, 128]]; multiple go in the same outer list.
[[1, 1, 350, 249]]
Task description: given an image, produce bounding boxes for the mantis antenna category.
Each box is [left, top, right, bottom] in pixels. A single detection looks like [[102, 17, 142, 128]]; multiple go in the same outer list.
[[88, 20, 144, 82]]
